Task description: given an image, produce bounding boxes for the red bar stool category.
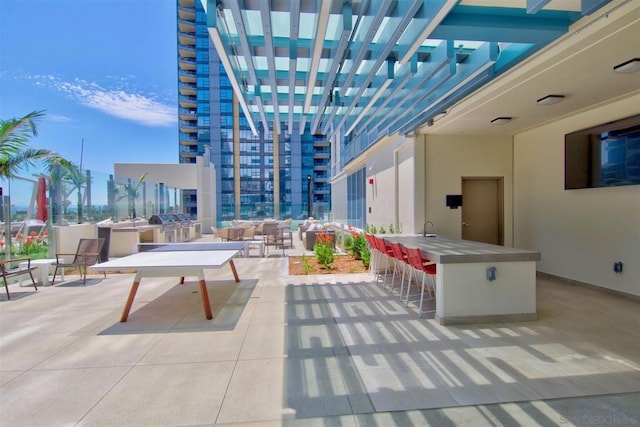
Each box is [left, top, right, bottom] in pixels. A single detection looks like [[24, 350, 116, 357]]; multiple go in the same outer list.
[[373, 235, 394, 288], [404, 247, 437, 318], [388, 241, 409, 295]]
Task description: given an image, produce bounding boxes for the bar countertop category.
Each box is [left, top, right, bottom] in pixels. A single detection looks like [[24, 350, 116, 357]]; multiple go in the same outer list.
[[381, 235, 541, 264]]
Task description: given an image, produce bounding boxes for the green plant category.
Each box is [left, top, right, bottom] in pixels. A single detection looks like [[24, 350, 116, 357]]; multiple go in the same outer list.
[[360, 247, 371, 268], [314, 231, 335, 271], [0, 110, 70, 179], [343, 234, 354, 252], [379, 225, 387, 234], [17, 232, 47, 256], [301, 255, 314, 275], [115, 172, 148, 219], [348, 229, 367, 260], [389, 224, 394, 234]]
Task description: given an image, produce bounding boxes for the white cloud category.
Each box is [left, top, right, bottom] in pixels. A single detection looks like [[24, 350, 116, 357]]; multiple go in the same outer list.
[[31, 75, 177, 127], [48, 114, 72, 123]]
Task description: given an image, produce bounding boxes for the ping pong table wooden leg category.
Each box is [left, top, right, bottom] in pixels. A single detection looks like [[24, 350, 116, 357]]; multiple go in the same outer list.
[[199, 279, 213, 319], [179, 277, 185, 284], [229, 259, 240, 283], [121, 274, 142, 322]]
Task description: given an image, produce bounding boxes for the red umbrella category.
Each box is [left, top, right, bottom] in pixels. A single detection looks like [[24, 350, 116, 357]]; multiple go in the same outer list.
[[35, 177, 48, 222]]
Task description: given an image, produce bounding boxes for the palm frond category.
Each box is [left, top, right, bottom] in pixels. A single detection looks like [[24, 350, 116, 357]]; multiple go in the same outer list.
[[0, 110, 46, 154]]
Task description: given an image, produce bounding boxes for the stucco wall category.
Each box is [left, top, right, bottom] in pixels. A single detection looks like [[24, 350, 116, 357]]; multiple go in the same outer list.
[[424, 134, 514, 245], [513, 95, 640, 295], [330, 171, 348, 223], [363, 134, 418, 232]]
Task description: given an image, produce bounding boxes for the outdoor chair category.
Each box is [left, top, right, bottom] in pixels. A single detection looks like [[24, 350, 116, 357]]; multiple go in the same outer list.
[[51, 238, 106, 286], [211, 226, 232, 241], [226, 227, 245, 241], [404, 247, 437, 317], [242, 225, 257, 241], [373, 236, 394, 288], [0, 257, 38, 300], [263, 222, 285, 256], [388, 242, 409, 295]]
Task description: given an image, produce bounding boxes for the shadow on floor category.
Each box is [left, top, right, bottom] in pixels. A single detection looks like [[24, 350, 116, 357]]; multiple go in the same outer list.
[[98, 278, 258, 335]]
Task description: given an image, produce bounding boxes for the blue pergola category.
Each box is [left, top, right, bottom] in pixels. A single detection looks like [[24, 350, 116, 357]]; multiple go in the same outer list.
[[203, 0, 611, 145]]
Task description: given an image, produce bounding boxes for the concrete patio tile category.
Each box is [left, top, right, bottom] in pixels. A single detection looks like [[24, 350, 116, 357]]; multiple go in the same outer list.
[[1, 308, 118, 335], [239, 322, 286, 360], [286, 323, 347, 357], [213, 417, 358, 427], [257, 284, 288, 302], [287, 302, 333, 325], [139, 331, 245, 365], [34, 333, 164, 369], [216, 358, 285, 424], [285, 283, 320, 303], [355, 365, 458, 411], [77, 362, 235, 426], [252, 301, 287, 324], [334, 355, 375, 414], [0, 370, 22, 386], [284, 355, 355, 418], [1, 243, 640, 427], [169, 281, 258, 331], [1, 366, 129, 427], [0, 332, 81, 371], [209, 297, 258, 331]]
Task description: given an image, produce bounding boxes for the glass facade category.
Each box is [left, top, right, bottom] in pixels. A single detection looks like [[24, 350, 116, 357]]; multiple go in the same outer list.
[[177, 0, 330, 224]]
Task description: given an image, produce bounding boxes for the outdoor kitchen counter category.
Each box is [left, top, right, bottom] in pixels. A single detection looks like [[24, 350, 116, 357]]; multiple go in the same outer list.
[[380, 235, 541, 325], [382, 235, 541, 264]]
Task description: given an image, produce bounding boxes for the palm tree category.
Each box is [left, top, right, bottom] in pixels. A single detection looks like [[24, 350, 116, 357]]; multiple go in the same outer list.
[[115, 173, 148, 220], [0, 110, 69, 178], [0, 110, 70, 259]]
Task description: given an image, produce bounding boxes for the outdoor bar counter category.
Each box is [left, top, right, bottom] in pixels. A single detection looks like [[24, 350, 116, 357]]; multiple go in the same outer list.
[[382, 235, 541, 325]]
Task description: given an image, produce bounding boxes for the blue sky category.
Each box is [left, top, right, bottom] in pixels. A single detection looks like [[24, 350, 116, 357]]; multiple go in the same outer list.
[[0, 0, 179, 175]]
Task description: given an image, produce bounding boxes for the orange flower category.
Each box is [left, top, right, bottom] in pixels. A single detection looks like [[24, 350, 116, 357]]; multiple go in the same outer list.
[[29, 231, 37, 237]]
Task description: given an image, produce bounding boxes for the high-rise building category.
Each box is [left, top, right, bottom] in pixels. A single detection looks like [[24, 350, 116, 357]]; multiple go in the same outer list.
[[177, 0, 330, 224]]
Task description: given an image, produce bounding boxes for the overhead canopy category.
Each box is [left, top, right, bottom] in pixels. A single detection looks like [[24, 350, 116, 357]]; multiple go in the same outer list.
[[203, 0, 611, 143]]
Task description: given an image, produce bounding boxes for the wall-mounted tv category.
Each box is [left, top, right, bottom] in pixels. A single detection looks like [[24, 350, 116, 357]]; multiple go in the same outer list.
[[565, 114, 640, 190]]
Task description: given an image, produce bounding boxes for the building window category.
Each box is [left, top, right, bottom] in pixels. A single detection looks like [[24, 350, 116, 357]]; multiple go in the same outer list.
[[347, 167, 366, 229]]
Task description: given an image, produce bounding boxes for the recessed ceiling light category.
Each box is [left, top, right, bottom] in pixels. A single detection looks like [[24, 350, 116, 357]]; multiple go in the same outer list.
[[613, 58, 640, 74], [490, 117, 512, 125], [537, 94, 565, 106]]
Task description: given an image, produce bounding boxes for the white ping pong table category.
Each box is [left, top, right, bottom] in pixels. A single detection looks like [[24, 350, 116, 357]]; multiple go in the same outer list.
[[89, 242, 244, 322]]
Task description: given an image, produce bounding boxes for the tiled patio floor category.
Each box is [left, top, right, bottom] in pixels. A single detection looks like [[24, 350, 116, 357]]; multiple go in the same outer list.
[[1, 239, 639, 426]]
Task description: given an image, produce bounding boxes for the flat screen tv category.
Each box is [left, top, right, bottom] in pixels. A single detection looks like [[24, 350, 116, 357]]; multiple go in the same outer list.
[[565, 114, 640, 190]]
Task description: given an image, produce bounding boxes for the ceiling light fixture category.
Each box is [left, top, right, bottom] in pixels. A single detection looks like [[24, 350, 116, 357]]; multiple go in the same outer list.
[[491, 117, 512, 125], [537, 94, 565, 106], [613, 58, 640, 74]]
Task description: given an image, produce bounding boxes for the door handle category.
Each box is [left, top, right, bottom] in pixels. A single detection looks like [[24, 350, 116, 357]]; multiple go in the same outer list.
[[462, 222, 470, 227]]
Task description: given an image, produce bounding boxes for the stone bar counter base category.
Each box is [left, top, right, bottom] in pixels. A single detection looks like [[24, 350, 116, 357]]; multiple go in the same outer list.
[[382, 235, 541, 325]]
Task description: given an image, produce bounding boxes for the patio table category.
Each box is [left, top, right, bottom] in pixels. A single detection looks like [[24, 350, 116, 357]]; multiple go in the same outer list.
[[90, 242, 242, 322]]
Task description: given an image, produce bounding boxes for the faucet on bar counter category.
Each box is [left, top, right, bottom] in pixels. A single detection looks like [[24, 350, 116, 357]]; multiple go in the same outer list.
[[423, 221, 434, 237]]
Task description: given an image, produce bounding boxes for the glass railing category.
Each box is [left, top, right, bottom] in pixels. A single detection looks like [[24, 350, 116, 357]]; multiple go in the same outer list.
[[0, 170, 186, 260]]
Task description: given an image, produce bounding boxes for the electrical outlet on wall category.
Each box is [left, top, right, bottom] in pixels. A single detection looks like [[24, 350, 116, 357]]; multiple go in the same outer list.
[[613, 261, 623, 274]]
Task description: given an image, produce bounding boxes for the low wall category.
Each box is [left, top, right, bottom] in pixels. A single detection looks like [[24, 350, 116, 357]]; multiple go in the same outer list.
[[53, 223, 98, 255]]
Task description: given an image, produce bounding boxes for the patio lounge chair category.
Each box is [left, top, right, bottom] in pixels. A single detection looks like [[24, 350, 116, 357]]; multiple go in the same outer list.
[[51, 238, 106, 286], [263, 222, 286, 256], [0, 257, 38, 300]]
